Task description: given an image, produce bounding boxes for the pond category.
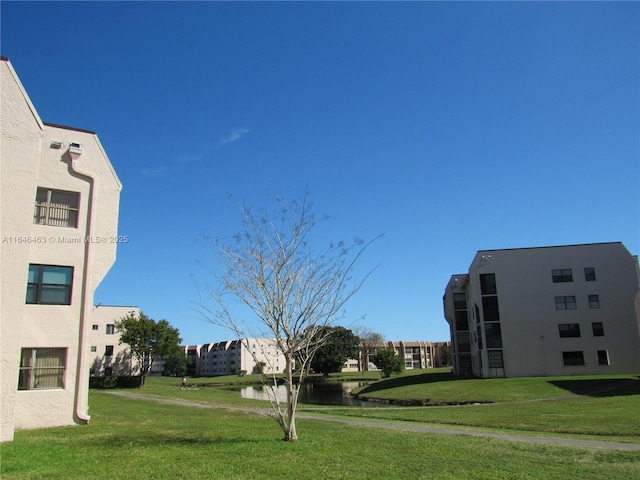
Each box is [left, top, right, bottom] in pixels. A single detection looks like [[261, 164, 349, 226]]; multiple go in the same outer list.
[[236, 381, 391, 408]]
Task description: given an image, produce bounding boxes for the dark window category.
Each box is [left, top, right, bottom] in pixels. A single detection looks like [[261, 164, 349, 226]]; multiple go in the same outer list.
[[597, 350, 609, 366], [584, 267, 596, 281], [480, 274, 497, 295], [26, 264, 73, 305], [90, 346, 97, 352], [485, 322, 503, 348], [482, 296, 500, 321], [552, 269, 573, 283], [457, 332, 471, 353], [455, 311, 469, 331], [592, 322, 604, 336], [476, 323, 483, 349], [487, 350, 504, 368], [104, 367, 113, 376], [588, 295, 600, 309], [453, 293, 467, 310], [18, 348, 66, 390], [92, 324, 99, 330], [555, 296, 577, 310], [562, 351, 585, 366], [558, 323, 581, 338], [34, 188, 79, 228], [106, 324, 115, 335], [105, 345, 114, 357]]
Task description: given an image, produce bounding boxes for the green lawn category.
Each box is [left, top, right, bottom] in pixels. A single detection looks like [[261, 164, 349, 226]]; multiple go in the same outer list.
[[2, 371, 639, 479]]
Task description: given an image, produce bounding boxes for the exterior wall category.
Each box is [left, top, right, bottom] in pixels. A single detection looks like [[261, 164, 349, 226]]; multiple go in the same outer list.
[[347, 340, 449, 372], [90, 306, 141, 376], [444, 243, 640, 378], [1, 58, 121, 441]]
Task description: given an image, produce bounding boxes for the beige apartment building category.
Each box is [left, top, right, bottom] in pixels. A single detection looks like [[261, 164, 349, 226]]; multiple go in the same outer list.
[[443, 242, 640, 378], [187, 338, 285, 376], [90, 305, 141, 377], [1, 58, 122, 441]]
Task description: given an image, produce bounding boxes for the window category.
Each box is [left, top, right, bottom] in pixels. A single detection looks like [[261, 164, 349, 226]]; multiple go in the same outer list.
[[33, 188, 79, 228], [26, 264, 73, 305], [105, 345, 114, 356], [588, 295, 600, 309], [562, 351, 585, 366], [555, 296, 577, 310], [552, 269, 573, 283], [487, 350, 504, 368], [453, 293, 467, 310], [597, 350, 609, 366], [592, 322, 604, 336], [455, 311, 469, 331], [480, 274, 497, 295], [558, 323, 581, 338], [92, 324, 99, 330], [18, 348, 66, 390], [482, 296, 500, 321], [484, 323, 503, 348], [584, 267, 596, 281], [90, 346, 97, 352], [106, 324, 115, 335]]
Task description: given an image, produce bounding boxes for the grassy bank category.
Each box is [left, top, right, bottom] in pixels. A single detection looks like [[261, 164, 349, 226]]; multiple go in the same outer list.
[[2, 386, 639, 480]]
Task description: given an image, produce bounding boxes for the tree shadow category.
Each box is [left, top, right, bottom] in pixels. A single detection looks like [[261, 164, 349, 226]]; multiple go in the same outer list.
[[548, 377, 640, 397]]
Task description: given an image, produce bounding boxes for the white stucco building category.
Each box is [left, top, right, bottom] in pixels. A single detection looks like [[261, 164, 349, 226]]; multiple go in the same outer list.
[[1, 58, 122, 441], [443, 242, 640, 378]]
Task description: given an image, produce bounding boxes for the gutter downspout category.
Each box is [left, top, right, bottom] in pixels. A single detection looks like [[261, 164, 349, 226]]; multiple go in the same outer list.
[[68, 144, 94, 424]]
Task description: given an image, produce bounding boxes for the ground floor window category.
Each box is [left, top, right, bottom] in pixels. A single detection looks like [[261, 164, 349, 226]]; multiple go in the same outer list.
[[18, 348, 66, 390], [597, 350, 610, 366], [562, 351, 585, 366]]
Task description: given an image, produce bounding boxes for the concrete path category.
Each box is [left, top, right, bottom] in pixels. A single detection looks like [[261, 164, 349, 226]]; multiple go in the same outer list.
[[104, 391, 640, 451]]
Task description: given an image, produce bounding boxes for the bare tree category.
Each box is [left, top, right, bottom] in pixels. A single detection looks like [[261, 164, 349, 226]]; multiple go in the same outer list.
[[197, 192, 379, 441], [353, 325, 385, 371]]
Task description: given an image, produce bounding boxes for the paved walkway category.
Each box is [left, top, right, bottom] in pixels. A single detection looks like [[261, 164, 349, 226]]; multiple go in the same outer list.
[[104, 391, 640, 451]]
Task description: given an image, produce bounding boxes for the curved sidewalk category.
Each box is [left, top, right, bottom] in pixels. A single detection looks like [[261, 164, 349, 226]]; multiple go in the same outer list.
[[104, 391, 640, 451]]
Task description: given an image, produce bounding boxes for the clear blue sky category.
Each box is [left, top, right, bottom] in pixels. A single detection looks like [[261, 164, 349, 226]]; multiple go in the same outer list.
[[2, 1, 638, 345]]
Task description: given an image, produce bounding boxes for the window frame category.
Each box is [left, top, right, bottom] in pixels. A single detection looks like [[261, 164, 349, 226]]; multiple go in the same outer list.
[[558, 323, 581, 338], [26, 264, 74, 305], [18, 348, 67, 390], [552, 269, 573, 283], [584, 267, 596, 281], [588, 294, 600, 309], [555, 295, 577, 310], [33, 187, 80, 228], [562, 351, 585, 366], [592, 322, 605, 337]]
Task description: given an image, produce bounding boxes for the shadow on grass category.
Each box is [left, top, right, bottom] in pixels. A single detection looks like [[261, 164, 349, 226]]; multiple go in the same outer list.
[[548, 377, 640, 397], [85, 431, 277, 448], [357, 372, 457, 395]]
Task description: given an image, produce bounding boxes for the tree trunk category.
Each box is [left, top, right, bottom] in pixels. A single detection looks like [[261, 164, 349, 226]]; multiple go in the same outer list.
[[284, 356, 298, 442]]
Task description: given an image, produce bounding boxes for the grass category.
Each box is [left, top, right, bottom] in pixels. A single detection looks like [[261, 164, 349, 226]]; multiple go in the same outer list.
[[2, 371, 640, 479]]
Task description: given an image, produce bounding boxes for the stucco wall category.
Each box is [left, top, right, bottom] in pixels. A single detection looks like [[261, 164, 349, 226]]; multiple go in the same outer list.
[[1, 59, 121, 441]]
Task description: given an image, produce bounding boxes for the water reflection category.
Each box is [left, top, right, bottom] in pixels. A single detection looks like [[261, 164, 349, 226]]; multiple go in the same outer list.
[[238, 381, 391, 408]]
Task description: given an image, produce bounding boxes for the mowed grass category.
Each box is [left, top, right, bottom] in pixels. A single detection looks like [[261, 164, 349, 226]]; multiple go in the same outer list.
[[2, 388, 640, 480]]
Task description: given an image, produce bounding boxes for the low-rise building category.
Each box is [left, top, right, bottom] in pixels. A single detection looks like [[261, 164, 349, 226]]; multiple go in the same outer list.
[[443, 242, 640, 378], [89, 305, 141, 376]]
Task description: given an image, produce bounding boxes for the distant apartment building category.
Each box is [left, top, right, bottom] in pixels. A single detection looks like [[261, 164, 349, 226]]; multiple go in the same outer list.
[[186, 338, 285, 376], [1, 58, 122, 441], [443, 242, 640, 378], [354, 340, 451, 372], [90, 306, 141, 377]]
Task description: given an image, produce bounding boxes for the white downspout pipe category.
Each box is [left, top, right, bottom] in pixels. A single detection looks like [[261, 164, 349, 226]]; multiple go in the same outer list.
[[68, 144, 94, 424]]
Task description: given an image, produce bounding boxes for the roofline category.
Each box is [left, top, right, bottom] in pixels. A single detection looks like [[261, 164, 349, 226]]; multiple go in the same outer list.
[[477, 241, 623, 254], [44, 122, 96, 135]]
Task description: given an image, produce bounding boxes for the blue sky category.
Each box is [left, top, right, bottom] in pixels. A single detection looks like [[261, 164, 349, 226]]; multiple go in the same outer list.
[[2, 1, 638, 345]]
